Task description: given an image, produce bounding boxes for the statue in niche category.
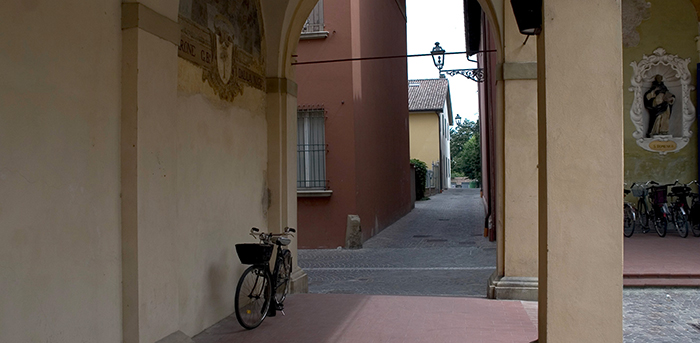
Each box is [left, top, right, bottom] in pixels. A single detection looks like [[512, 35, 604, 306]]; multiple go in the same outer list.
[[644, 75, 675, 137], [629, 48, 695, 154]]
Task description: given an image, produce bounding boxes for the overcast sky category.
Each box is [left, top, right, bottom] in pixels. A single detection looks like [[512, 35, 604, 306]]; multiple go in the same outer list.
[[406, 0, 479, 123]]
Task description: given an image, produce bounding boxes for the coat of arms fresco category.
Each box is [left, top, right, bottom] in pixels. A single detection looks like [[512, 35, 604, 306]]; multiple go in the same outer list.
[[178, 0, 266, 101]]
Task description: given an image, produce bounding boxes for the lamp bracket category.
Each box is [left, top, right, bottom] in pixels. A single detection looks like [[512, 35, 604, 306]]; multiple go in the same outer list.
[[442, 68, 485, 82]]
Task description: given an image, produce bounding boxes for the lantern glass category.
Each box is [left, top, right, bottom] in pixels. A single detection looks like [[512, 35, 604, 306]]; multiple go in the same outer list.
[[431, 42, 445, 70]]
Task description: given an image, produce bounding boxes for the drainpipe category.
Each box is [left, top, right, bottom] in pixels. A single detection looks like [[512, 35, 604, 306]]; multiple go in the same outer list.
[[438, 112, 444, 191], [481, 61, 493, 240]]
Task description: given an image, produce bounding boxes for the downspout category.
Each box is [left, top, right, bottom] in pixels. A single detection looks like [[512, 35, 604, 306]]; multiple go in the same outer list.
[[484, 68, 495, 241], [438, 112, 443, 192], [480, 12, 495, 241]]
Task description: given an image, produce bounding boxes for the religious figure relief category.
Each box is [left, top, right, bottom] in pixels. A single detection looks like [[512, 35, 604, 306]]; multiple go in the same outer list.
[[644, 75, 675, 137], [178, 0, 266, 101], [629, 48, 695, 154]]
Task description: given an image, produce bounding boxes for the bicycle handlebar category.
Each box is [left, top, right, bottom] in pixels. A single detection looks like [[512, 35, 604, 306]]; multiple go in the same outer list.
[[249, 227, 296, 243]]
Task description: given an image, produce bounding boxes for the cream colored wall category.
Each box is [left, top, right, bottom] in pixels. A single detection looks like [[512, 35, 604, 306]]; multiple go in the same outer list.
[[120, 1, 301, 341], [503, 80, 538, 277], [0, 1, 122, 342], [538, 0, 623, 341], [121, 19, 180, 342], [502, 3, 538, 278], [410, 111, 440, 165], [175, 60, 269, 336]]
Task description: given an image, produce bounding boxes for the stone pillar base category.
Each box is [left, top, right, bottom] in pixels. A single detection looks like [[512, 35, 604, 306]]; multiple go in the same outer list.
[[488, 272, 538, 301], [291, 268, 308, 294]]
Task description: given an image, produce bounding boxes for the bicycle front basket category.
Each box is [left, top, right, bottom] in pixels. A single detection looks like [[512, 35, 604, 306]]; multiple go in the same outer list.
[[236, 243, 273, 265]]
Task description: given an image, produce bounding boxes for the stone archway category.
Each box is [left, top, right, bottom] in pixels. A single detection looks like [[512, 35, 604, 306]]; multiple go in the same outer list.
[[117, 0, 624, 342]]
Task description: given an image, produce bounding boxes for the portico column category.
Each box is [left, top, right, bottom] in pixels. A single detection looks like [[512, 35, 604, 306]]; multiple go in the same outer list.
[[489, 3, 539, 301], [537, 0, 623, 342], [121, 3, 180, 342], [266, 78, 308, 293]]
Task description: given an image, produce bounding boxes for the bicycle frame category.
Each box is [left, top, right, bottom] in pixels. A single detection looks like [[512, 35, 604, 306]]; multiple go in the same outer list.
[[248, 227, 294, 316]]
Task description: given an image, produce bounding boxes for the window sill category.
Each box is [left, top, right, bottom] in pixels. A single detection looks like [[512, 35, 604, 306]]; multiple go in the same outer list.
[[300, 31, 330, 40], [297, 189, 333, 197]]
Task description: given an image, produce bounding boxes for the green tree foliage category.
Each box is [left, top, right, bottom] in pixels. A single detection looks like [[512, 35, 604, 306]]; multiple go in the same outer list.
[[410, 158, 428, 200], [450, 119, 481, 182]]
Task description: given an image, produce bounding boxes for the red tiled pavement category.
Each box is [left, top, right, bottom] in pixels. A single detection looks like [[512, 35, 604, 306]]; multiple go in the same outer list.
[[193, 294, 538, 343], [623, 233, 700, 286]]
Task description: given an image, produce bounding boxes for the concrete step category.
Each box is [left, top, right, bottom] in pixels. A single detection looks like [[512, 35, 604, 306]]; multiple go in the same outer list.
[[624, 275, 700, 287]]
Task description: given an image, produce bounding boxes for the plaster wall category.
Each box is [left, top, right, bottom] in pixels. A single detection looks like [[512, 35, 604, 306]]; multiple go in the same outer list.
[[296, 0, 411, 247], [128, 28, 181, 343], [354, 0, 411, 241], [501, 3, 538, 279], [439, 105, 451, 189], [296, 0, 359, 249], [503, 80, 538, 277], [409, 112, 441, 166], [538, 0, 623, 341], [623, 0, 699, 186], [0, 1, 122, 342], [175, 60, 269, 335], [122, 1, 280, 340]]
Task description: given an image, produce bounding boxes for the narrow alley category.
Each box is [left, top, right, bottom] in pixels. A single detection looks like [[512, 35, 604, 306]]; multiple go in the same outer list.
[[298, 188, 495, 297]]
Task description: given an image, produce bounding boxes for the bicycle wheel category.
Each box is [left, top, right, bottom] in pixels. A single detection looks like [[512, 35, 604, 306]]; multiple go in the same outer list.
[[235, 265, 271, 330], [654, 211, 667, 237], [274, 250, 292, 305], [636, 199, 649, 233], [673, 207, 689, 238], [623, 203, 635, 237], [691, 206, 700, 237], [693, 222, 700, 237]]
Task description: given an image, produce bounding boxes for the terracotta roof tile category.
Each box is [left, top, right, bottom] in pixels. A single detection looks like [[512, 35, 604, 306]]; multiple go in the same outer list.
[[407, 79, 449, 112]]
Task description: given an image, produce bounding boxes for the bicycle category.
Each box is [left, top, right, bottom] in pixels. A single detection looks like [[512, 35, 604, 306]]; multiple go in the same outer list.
[[630, 182, 651, 234], [668, 180, 693, 238], [234, 227, 295, 330], [647, 181, 672, 237], [624, 187, 636, 237], [687, 182, 700, 237]]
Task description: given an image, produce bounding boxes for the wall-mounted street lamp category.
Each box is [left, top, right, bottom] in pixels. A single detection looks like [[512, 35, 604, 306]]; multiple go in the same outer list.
[[510, 0, 542, 36], [430, 42, 484, 82], [431, 42, 446, 72], [455, 114, 462, 126]]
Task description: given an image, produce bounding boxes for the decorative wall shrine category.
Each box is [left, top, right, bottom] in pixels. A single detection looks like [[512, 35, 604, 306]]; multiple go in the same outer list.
[[178, 0, 266, 101], [629, 48, 696, 154]]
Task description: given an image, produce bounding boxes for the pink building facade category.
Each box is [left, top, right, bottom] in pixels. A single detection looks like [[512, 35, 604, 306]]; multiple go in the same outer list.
[[295, 0, 412, 248]]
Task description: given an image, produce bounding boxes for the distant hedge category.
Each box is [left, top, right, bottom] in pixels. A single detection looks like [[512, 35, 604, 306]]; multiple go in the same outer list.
[[411, 158, 427, 200]]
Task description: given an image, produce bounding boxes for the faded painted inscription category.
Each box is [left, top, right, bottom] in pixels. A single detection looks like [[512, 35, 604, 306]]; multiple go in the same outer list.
[[178, 0, 266, 100]]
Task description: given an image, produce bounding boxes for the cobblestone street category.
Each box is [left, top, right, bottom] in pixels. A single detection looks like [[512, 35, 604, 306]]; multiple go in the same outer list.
[[299, 188, 496, 297], [623, 288, 700, 342], [298, 188, 700, 342]]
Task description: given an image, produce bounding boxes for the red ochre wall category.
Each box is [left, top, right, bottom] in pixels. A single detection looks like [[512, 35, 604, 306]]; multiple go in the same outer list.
[[296, 0, 412, 248]]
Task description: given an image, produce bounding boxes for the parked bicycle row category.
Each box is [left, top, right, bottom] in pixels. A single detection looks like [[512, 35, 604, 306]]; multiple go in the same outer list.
[[624, 180, 700, 238]]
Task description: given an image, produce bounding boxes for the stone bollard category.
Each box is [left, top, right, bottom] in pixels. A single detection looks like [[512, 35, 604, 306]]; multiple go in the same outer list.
[[345, 215, 362, 249]]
